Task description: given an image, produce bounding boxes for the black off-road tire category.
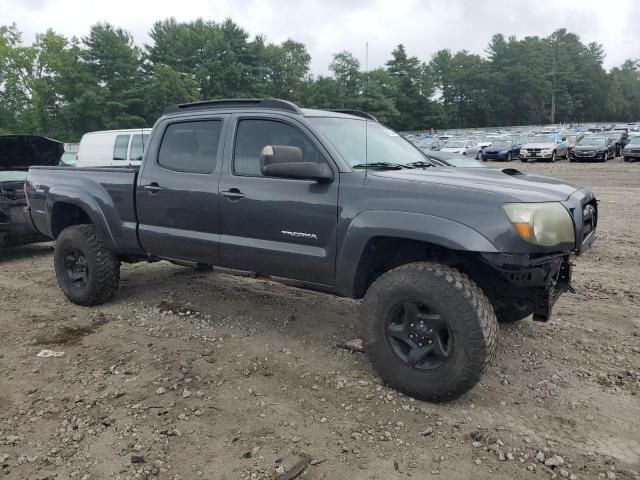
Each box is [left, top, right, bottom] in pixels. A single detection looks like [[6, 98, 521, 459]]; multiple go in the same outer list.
[[54, 224, 120, 306], [361, 262, 498, 402], [624, 156, 629, 162]]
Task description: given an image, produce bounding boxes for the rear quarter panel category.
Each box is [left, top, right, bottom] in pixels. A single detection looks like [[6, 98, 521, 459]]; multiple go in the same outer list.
[[26, 166, 142, 254]]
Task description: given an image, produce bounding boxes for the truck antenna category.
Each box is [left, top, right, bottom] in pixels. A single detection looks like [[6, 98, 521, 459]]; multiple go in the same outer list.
[[364, 41, 369, 182]]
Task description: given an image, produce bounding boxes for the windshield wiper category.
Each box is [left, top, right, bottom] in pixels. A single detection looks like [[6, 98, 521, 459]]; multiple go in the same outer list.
[[351, 162, 414, 170], [406, 161, 434, 168]]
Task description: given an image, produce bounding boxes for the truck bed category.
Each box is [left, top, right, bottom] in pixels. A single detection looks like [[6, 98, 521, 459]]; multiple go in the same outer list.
[[26, 166, 143, 255]]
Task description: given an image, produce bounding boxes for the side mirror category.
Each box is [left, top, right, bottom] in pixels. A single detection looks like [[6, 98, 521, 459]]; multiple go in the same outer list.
[[260, 145, 333, 183]]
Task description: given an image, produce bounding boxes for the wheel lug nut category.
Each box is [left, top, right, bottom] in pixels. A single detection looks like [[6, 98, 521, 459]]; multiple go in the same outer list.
[[410, 323, 414, 327], [418, 343, 423, 347], [409, 334, 413, 338], [428, 339, 433, 344]]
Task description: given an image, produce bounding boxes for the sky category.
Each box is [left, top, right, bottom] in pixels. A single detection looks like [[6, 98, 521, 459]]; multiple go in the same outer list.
[[3, 0, 639, 74]]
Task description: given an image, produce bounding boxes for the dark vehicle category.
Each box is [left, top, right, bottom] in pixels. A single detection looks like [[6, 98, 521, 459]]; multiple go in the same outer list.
[[1, 135, 63, 247], [606, 131, 626, 157], [622, 135, 640, 162], [481, 139, 521, 161], [25, 99, 598, 402], [569, 136, 615, 162]]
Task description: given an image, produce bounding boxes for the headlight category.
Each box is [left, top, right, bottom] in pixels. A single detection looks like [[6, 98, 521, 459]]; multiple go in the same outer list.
[[503, 203, 575, 247]]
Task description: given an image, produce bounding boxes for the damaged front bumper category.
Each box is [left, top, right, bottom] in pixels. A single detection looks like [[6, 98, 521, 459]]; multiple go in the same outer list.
[[480, 252, 575, 322]]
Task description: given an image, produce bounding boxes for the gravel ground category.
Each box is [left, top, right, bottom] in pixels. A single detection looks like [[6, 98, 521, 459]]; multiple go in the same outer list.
[[1, 157, 639, 480]]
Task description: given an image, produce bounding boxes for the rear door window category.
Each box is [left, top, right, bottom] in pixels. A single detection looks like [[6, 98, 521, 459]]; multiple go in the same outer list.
[[157, 121, 223, 173], [113, 135, 130, 161]]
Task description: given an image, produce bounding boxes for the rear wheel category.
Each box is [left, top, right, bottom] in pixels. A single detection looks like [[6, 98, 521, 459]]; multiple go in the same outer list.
[[361, 262, 498, 402], [624, 157, 630, 162], [54, 224, 120, 306]]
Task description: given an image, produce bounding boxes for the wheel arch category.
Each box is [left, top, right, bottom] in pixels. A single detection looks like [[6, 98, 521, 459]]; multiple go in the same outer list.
[[335, 211, 498, 298]]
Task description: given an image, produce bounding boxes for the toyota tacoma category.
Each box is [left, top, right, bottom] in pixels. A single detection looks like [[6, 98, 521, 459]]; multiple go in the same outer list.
[[25, 99, 598, 402]]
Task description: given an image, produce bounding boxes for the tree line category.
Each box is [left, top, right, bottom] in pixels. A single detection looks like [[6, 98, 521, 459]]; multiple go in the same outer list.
[[1, 19, 639, 141]]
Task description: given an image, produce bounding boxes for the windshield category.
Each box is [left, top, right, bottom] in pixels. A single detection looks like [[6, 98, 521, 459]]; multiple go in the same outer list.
[[444, 141, 467, 148], [308, 117, 426, 167], [579, 137, 606, 146], [0, 171, 27, 182], [628, 136, 640, 144], [490, 139, 511, 147], [565, 135, 577, 142]]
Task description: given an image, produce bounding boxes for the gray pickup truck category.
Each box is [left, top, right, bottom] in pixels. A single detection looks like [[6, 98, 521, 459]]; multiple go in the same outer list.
[[25, 99, 598, 402]]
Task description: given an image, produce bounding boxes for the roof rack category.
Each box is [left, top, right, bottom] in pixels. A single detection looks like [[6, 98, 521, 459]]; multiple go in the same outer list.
[[164, 98, 303, 115], [327, 109, 379, 122]]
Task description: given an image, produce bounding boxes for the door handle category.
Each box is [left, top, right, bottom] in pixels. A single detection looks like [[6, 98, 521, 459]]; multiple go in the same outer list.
[[143, 183, 162, 193], [221, 189, 246, 200]]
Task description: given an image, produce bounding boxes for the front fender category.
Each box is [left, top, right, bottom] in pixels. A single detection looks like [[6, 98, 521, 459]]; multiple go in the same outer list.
[[335, 211, 498, 297]]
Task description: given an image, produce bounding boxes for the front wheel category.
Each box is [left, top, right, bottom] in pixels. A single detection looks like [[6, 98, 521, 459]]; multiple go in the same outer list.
[[361, 262, 498, 402], [624, 156, 630, 162], [506, 152, 512, 162], [550, 151, 556, 163], [601, 152, 607, 162], [54, 224, 120, 306]]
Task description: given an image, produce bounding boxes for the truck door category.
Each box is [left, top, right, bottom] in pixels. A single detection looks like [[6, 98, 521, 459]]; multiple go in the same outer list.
[[218, 114, 339, 286], [136, 115, 228, 264]]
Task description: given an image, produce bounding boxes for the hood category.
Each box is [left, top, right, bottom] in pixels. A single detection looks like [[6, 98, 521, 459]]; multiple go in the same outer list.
[[369, 167, 579, 202], [522, 142, 555, 149], [0, 135, 64, 171]]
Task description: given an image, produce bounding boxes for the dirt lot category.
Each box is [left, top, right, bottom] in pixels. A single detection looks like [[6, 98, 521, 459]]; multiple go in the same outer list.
[[1, 158, 639, 480]]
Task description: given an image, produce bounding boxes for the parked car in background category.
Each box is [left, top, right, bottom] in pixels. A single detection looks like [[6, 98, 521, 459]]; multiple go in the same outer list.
[[569, 136, 615, 162], [424, 151, 486, 168], [480, 138, 520, 161], [606, 131, 626, 156], [622, 135, 640, 162], [477, 134, 499, 151], [1, 135, 62, 247], [77, 128, 151, 167], [439, 138, 480, 157], [520, 134, 568, 162], [416, 137, 440, 151], [563, 133, 583, 153]]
